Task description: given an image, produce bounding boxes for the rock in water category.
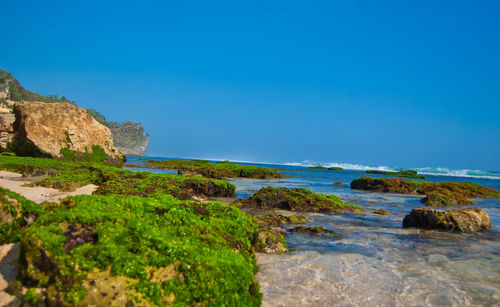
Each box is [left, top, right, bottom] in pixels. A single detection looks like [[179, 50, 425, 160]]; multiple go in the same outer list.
[[12, 102, 123, 164], [402, 208, 492, 232]]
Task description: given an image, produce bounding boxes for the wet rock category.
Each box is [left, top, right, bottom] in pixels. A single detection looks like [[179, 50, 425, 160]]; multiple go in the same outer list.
[[252, 229, 287, 254], [373, 209, 388, 215], [0, 243, 20, 306], [421, 191, 473, 207], [332, 182, 343, 186], [351, 177, 500, 207], [289, 226, 335, 235], [237, 186, 362, 213], [252, 214, 307, 227], [402, 208, 492, 232], [63, 223, 97, 252]]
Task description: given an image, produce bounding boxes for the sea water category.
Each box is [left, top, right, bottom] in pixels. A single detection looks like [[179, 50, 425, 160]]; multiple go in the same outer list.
[[126, 157, 500, 306]]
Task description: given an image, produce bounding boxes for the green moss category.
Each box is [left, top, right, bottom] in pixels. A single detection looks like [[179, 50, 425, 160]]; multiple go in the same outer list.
[[24, 288, 44, 304], [0, 187, 44, 244], [144, 159, 284, 179], [351, 176, 500, 206], [64, 131, 73, 146], [239, 186, 363, 213], [59, 144, 119, 165], [19, 194, 261, 306], [251, 213, 307, 227], [365, 169, 426, 179], [309, 166, 344, 171]]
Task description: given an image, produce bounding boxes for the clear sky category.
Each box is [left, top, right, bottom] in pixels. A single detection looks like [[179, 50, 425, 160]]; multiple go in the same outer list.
[[1, 0, 499, 170]]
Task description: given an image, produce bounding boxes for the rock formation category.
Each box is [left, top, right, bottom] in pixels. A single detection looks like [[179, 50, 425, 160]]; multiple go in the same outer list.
[[351, 177, 500, 206], [86, 109, 149, 156], [12, 102, 123, 164], [1, 69, 149, 157], [236, 186, 363, 213], [0, 114, 14, 149], [402, 208, 492, 232]]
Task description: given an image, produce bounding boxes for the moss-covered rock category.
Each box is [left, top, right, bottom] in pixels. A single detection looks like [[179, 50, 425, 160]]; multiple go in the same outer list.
[[144, 159, 284, 180], [351, 177, 500, 206], [309, 166, 344, 171], [332, 181, 343, 186], [18, 194, 262, 306], [252, 229, 287, 254], [236, 186, 363, 213], [0, 188, 43, 244], [0, 155, 236, 200], [402, 208, 491, 232], [365, 169, 426, 179], [13, 102, 124, 166], [421, 190, 473, 207], [251, 213, 307, 227]]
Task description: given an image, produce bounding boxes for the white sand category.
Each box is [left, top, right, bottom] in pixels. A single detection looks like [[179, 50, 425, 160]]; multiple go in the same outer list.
[[0, 170, 97, 203]]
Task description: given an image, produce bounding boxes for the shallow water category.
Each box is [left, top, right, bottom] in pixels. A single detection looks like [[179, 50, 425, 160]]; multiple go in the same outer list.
[[231, 166, 500, 306], [127, 157, 500, 306]]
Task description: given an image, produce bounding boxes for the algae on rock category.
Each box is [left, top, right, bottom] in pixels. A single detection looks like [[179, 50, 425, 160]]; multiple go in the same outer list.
[[236, 186, 363, 213]]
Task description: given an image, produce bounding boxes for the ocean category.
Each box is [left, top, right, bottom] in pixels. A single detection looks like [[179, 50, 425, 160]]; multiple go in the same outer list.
[[127, 156, 500, 306]]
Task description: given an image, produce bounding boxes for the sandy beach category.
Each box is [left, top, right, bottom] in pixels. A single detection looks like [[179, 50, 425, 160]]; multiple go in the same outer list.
[[0, 171, 97, 204]]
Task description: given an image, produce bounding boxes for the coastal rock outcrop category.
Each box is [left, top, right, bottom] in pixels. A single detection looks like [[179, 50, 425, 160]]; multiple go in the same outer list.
[[86, 109, 149, 156], [145, 159, 284, 180], [402, 208, 492, 232], [12, 102, 124, 164], [236, 186, 362, 213], [351, 177, 500, 207]]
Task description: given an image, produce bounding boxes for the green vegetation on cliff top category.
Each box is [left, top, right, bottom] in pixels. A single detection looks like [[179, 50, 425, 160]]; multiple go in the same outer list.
[[0, 69, 70, 104], [145, 159, 284, 180]]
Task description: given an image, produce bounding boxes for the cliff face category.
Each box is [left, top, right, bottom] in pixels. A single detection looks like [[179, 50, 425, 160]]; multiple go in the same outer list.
[[0, 113, 15, 148], [87, 109, 149, 156], [0, 68, 148, 159]]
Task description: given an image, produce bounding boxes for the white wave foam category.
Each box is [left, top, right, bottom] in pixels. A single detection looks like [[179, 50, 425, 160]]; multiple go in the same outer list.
[[281, 161, 500, 180]]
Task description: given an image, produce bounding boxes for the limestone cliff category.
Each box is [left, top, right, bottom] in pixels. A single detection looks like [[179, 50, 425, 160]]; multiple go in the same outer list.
[[12, 102, 124, 164], [87, 109, 149, 156], [0, 68, 149, 158]]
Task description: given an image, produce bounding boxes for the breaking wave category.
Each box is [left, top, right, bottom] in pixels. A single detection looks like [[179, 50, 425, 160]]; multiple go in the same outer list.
[[281, 160, 500, 180]]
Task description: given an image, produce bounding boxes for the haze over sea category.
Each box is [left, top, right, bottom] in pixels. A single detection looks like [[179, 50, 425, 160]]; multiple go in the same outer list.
[[127, 156, 500, 306]]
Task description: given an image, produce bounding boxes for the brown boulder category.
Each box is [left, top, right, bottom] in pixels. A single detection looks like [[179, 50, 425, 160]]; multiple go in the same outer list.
[[12, 102, 123, 164], [402, 208, 492, 232]]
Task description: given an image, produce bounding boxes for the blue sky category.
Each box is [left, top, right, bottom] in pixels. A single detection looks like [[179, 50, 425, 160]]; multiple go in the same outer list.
[[1, 0, 499, 170]]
